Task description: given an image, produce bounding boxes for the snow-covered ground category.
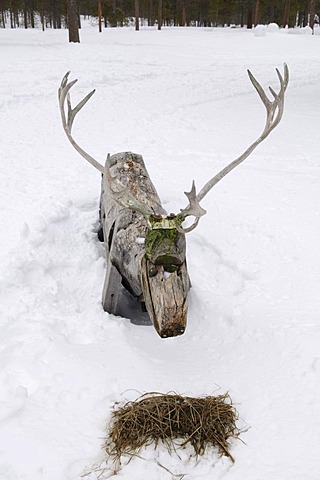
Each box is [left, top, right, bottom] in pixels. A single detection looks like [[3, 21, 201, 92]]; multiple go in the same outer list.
[[1, 22, 320, 480]]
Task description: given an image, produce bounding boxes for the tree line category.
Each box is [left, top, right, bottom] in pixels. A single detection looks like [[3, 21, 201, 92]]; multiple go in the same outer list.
[[0, 0, 318, 36]]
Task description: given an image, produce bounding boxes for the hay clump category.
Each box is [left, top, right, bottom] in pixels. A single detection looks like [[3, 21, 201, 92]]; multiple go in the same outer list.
[[106, 392, 240, 463]]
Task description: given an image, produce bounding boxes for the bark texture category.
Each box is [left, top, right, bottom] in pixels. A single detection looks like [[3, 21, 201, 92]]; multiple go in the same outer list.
[[67, 0, 80, 42]]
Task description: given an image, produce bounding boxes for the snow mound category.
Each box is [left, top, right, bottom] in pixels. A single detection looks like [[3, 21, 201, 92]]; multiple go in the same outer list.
[[254, 24, 266, 37], [267, 22, 279, 32]]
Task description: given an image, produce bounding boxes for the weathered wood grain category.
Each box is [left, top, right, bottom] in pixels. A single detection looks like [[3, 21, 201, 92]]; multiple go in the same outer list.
[[100, 151, 190, 337], [141, 257, 189, 337]]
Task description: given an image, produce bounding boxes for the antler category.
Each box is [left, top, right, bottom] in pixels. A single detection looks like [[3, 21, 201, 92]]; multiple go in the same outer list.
[[58, 67, 289, 234], [58, 72, 104, 173], [59, 73, 158, 218], [179, 64, 289, 232]]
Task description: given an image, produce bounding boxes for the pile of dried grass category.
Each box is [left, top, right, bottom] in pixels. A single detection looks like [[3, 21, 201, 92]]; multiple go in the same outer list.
[[106, 392, 240, 463]]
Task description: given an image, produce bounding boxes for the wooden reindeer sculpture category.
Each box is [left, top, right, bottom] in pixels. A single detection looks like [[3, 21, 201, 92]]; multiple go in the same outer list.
[[58, 65, 289, 338]]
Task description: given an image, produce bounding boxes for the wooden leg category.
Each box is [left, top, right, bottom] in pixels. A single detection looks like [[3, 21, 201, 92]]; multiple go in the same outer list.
[[101, 259, 122, 314]]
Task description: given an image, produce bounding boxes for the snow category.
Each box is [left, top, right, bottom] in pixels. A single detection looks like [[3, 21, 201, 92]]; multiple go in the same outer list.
[[267, 23, 280, 33], [1, 23, 320, 480], [254, 25, 266, 37]]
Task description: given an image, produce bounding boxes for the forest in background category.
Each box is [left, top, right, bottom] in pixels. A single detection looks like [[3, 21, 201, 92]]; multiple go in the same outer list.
[[0, 0, 319, 31]]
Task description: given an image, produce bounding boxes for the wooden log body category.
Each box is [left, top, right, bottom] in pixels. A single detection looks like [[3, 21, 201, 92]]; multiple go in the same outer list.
[[100, 152, 190, 337]]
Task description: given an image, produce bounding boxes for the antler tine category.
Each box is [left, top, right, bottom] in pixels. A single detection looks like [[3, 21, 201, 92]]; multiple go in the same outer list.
[[58, 72, 104, 173], [249, 63, 288, 137], [194, 64, 289, 205], [176, 181, 207, 233]]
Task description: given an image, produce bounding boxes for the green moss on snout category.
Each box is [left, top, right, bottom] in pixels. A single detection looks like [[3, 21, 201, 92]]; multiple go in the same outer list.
[[145, 216, 185, 265], [145, 228, 178, 261]]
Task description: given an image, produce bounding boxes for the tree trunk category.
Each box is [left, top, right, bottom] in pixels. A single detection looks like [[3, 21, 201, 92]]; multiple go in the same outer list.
[[135, 0, 139, 30], [239, 4, 244, 27], [40, 0, 45, 31], [282, 0, 290, 27], [309, 0, 316, 30], [268, 0, 275, 22], [254, 0, 260, 26], [10, 7, 13, 27], [23, 1, 28, 28], [158, 0, 162, 29], [0, 10, 5, 27], [67, 0, 80, 42], [30, 6, 35, 28], [98, 0, 102, 32], [0, 0, 5, 28], [303, 0, 308, 26], [148, 0, 153, 26], [181, 1, 187, 26], [110, 0, 117, 27], [247, 1, 253, 28]]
